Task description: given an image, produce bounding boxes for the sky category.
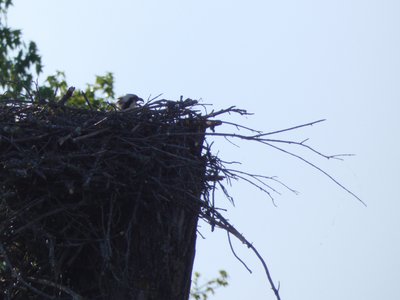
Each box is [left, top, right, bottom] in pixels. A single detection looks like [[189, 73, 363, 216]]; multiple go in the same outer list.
[[6, 0, 400, 299]]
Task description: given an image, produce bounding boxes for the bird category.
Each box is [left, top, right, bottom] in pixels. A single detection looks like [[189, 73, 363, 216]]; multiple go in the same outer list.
[[117, 94, 144, 110]]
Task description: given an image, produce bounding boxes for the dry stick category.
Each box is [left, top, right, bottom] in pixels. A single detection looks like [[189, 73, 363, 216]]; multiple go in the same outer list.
[[225, 169, 283, 195], [13, 207, 67, 235], [83, 138, 110, 187], [72, 127, 110, 142], [227, 231, 252, 273], [203, 131, 344, 161], [149, 93, 164, 101], [207, 126, 362, 205], [81, 91, 93, 110], [226, 169, 299, 195], [200, 208, 281, 300], [221, 169, 274, 200], [58, 86, 76, 106], [27, 277, 84, 300], [205, 106, 251, 118], [167, 122, 364, 204], [251, 119, 326, 137], [264, 142, 367, 206], [248, 241, 281, 300], [220, 120, 263, 133], [12, 133, 50, 143], [227, 231, 281, 300], [258, 138, 346, 160]]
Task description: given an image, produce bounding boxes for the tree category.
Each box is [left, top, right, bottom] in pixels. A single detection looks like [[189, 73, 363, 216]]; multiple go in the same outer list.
[[0, 0, 42, 97], [38, 70, 116, 110], [0, 0, 114, 110]]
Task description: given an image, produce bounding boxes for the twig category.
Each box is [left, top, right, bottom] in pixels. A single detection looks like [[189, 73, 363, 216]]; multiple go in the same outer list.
[[27, 277, 85, 300], [199, 207, 281, 300], [81, 91, 93, 110], [227, 231, 252, 273], [265, 142, 366, 206], [58, 86, 75, 106], [72, 128, 110, 142], [251, 119, 326, 137]]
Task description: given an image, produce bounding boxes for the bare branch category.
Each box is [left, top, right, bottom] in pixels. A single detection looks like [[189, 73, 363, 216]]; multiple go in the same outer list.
[[251, 119, 326, 137], [58, 86, 75, 106]]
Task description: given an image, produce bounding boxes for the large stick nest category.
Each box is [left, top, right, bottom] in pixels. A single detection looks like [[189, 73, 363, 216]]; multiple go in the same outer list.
[[0, 96, 236, 299], [0, 92, 358, 300]]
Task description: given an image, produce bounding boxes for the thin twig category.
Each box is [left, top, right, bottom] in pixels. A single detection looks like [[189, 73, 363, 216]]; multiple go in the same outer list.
[[251, 119, 326, 137], [264, 142, 366, 206], [27, 277, 85, 300], [58, 86, 75, 106], [227, 231, 252, 273], [82, 91, 93, 110]]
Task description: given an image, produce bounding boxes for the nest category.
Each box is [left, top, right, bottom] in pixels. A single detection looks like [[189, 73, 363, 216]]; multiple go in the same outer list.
[[0, 96, 235, 299], [0, 90, 334, 300]]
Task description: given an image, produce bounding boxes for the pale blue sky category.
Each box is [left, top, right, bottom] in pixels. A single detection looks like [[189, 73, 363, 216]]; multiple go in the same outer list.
[[8, 0, 400, 299]]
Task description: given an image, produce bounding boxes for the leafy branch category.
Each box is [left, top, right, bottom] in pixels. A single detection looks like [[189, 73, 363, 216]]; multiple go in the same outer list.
[[190, 271, 229, 300]]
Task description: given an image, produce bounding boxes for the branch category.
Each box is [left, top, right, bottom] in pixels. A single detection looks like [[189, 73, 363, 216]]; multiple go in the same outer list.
[[251, 119, 326, 137], [264, 142, 366, 206], [58, 86, 75, 106], [27, 277, 85, 300], [199, 207, 281, 300]]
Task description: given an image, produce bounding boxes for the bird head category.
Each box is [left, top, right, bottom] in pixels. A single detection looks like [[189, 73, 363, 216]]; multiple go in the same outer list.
[[117, 94, 144, 110]]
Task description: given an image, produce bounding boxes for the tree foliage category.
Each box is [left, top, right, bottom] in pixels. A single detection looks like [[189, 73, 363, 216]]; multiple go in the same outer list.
[[0, 0, 114, 109], [190, 271, 229, 300], [37, 70, 116, 110], [0, 0, 42, 97]]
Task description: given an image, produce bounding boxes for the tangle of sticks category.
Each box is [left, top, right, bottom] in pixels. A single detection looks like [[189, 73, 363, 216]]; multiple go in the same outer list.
[[0, 89, 362, 299]]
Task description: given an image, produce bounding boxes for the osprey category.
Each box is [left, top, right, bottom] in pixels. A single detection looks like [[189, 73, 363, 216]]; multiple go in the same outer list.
[[117, 94, 144, 110]]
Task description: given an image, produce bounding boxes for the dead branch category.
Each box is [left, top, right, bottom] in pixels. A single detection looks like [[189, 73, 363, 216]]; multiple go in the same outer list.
[[58, 86, 76, 106]]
